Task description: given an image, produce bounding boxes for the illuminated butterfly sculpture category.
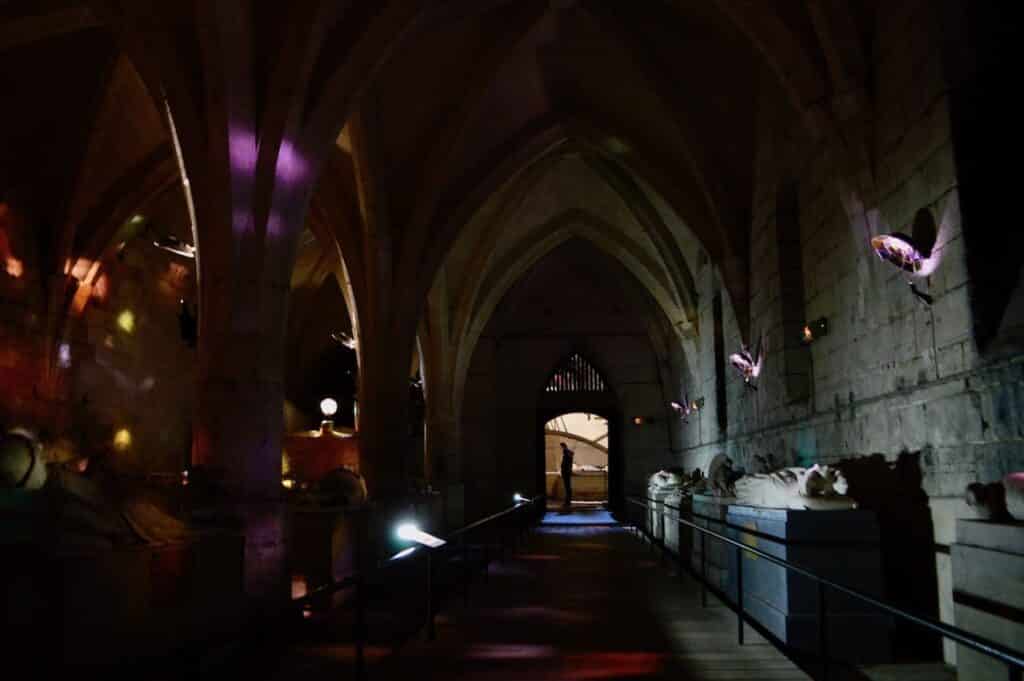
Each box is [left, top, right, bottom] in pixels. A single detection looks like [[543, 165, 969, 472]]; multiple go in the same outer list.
[[670, 397, 694, 422], [729, 331, 766, 390], [870, 233, 935, 306], [331, 331, 358, 350]]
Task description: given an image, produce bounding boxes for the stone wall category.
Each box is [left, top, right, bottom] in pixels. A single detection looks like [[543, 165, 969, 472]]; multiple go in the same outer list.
[[0, 195, 198, 474], [544, 434, 607, 471], [461, 240, 675, 518], [678, 1, 1024, 663]]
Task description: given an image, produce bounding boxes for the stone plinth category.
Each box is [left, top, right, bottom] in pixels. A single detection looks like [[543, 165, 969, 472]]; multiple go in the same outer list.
[[952, 519, 1024, 681], [692, 494, 734, 593], [287, 505, 365, 602], [725, 504, 890, 663], [663, 491, 690, 556], [1, 530, 244, 670], [283, 422, 360, 482], [648, 487, 672, 542]]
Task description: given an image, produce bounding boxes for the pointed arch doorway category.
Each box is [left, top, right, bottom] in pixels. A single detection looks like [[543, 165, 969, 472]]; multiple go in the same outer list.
[[535, 352, 623, 513]]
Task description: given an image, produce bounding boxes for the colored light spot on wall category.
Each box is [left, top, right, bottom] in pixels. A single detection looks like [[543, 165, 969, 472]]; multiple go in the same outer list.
[[113, 428, 132, 451], [57, 343, 72, 368], [92, 274, 109, 301], [69, 283, 92, 316], [117, 309, 135, 334], [69, 257, 93, 282], [5, 257, 22, 278]]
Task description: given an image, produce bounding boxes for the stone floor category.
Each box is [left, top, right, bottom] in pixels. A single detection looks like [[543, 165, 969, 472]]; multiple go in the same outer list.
[[274, 512, 811, 681]]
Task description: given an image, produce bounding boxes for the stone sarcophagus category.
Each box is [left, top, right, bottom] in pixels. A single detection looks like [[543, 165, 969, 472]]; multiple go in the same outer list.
[[662, 490, 691, 557], [691, 493, 734, 594], [952, 519, 1024, 681], [725, 504, 890, 663]]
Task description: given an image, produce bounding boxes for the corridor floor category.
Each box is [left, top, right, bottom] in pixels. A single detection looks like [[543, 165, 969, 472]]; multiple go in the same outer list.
[[357, 519, 810, 681]]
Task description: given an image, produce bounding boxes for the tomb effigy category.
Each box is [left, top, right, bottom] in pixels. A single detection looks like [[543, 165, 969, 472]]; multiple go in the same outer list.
[[733, 464, 857, 511], [724, 462, 889, 662], [1, 429, 244, 669], [644, 468, 702, 555], [952, 477, 1024, 680], [647, 467, 698, 542]]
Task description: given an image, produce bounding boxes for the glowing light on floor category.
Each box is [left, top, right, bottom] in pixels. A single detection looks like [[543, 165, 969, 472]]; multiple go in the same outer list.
[[117, 309, 135, 333], [562, 651, 664, 679], [464, 644, 556, 660], [113, 428, 132, 451]]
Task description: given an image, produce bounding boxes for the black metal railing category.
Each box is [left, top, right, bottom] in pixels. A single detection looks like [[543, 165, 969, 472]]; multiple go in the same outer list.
[[293, 494, 545, 680], [626, 495, 1024, 681]]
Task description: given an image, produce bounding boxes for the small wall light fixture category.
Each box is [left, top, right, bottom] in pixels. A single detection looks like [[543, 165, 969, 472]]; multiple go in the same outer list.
[[802, 317, 829, 345], [633, 416, 656, 426]]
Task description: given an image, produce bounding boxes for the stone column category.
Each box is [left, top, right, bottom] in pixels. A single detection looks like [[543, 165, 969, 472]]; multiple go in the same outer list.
[[110, 0, 331, 618]]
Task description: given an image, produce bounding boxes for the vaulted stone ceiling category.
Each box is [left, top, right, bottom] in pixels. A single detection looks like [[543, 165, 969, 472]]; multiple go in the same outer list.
[[1, 0, 876, 491], [0, 0, 872, 329]]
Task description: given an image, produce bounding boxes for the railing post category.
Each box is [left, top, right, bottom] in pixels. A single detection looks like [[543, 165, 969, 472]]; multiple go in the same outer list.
[[426, 550, 436, 641], [463, 536, 470, 606], [818, 581, 829, 681], [736, 545, 744, 646], [701, 530, 708, 608], [354, 509, 367, 681]]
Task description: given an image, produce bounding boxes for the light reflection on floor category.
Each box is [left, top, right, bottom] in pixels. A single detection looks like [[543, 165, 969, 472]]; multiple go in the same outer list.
[[541, 508, 617, 525]]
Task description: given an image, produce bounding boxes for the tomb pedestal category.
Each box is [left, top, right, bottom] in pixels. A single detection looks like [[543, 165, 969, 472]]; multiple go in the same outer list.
[[647, 486, 671, 542], [692, 494, 734, 593], [1, 529, 245, 670], [662, 491, 690, 556], [724, 504, 890, 663], [952, 519, 1024, 681]]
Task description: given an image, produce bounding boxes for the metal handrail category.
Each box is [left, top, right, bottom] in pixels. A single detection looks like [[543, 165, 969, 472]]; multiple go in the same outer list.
[[627, 495, 1024, 681], [295, 494, 546, 680]]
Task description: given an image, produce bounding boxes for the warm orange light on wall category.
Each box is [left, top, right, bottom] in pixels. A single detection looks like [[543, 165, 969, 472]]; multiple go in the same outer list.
[[68, 257, 94, 282], [91, 274, 109, 301], [69, 283, 92, 316], [4, 257, 22, 278]]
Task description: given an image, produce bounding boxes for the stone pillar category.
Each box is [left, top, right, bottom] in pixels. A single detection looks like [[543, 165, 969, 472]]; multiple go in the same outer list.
[[355, 342, 414, 500], [110, 0, 330, 618]]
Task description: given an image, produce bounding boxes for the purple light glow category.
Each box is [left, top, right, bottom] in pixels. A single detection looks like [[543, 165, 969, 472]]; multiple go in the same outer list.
[[267, 212, 284, 238], [275, 140, 307, 185], [232, 208, 254, 236], [57, 342, 71, 368], [228, 127, 257, 174]]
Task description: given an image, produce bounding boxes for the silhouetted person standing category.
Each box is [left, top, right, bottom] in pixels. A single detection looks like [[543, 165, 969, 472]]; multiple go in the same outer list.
[[559, 442, 574, 507]]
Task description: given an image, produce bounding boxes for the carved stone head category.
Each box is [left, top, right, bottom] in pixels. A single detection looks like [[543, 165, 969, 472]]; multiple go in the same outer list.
[[803, 464, 849, 497]]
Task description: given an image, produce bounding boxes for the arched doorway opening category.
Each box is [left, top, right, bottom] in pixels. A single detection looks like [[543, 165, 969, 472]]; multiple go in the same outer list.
[[535, 352, 623, 513], [543, 412, 609, 505]]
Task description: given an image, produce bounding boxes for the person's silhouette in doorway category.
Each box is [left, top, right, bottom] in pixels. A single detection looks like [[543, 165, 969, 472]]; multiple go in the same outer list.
[[559, 442, 575, 510]]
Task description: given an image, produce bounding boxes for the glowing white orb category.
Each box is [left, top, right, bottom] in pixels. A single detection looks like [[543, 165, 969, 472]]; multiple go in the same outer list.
[[320, 397, 338, 417]]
